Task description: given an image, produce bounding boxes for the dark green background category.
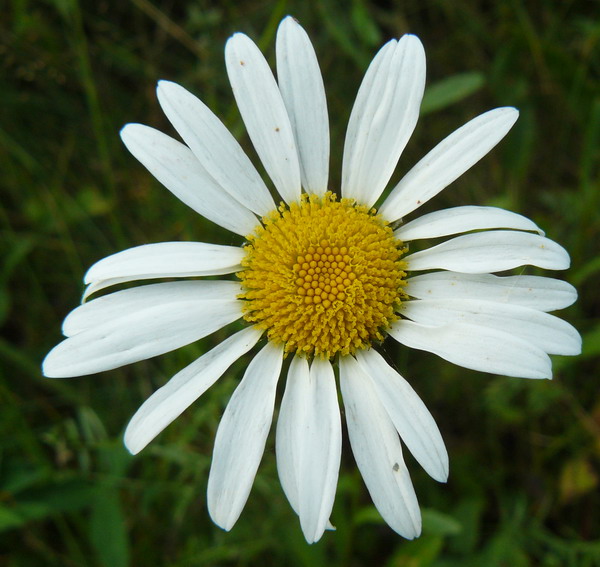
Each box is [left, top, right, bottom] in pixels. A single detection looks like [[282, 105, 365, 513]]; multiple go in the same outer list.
[[1, 0, 598, 565]]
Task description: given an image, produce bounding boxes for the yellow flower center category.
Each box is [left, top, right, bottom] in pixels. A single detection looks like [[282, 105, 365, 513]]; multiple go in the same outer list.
[[238, 193, 407, 358]]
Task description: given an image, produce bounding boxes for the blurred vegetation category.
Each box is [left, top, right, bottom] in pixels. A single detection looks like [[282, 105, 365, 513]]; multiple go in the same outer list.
[[1, 0, 598, 565]]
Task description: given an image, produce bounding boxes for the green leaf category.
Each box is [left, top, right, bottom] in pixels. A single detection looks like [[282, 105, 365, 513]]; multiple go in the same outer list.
[[89, 444, 131, 567], [422, 508, 462, 536], [90, 486, 130, 567], [351, 0, 381, 46], [353, 504, 385, 526], [421, 72, 485, 115]]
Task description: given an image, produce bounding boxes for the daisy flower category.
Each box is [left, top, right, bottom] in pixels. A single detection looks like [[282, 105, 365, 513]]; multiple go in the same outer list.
[[42, 16, 581, 543]]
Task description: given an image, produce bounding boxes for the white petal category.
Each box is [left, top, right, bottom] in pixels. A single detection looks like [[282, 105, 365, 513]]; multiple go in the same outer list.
[[124, 326, 262, 454], [380, 107, 519, 221], [406, 272, 578, 312], [63, 280, 242, 337], [395, 206, 544, 241], [355, 349, 448, 483], [404, 231, 570, 273], [276, 355, 308, 517], [342, 35, 425, 207], [400, 298, 581, 356], [276, 16, 329, 195], [42, 296, 242, 378], [339, 356, 421, 539], [208, 341, 283, 531], [276, 357, 341, 543], [120, 124, 258, 235], [155, 81, 276, 217], [388, 319, 552, 379], [83, 242, 244, 298], [296, 358, 341, 543], [225, 33, 301, 204]]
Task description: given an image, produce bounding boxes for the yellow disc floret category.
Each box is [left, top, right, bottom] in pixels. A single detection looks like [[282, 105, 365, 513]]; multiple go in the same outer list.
[[238, 193, 407, 358]]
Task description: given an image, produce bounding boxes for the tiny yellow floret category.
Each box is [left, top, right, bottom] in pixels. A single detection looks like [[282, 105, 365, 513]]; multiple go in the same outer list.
[[238, 193, 407, 358]]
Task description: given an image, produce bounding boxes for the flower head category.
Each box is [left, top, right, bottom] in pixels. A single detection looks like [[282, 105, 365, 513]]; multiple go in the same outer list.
[[42, 16, 581, 543], [239, 192, 407, 357]]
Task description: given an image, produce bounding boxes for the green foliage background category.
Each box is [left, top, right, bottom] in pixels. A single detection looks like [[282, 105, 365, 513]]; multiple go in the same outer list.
[[1, 0, 598, 565]]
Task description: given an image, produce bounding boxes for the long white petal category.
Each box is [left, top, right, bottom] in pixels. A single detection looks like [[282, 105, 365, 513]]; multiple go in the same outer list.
[[276, 355, 308, 517], [296, 358, 341, 543], [155, 81, 275, 217], [342, 35, 425, 207], [406, 272, 578, 312], [339, 356, 421, 539], [120, 124, 258, 235], [124, 326, 263, 454], [63, 281, 242, 337], [83, 242, 244, 298], [409, 296, 579, 355], [395, 206, 543, 241], [274, 356, 341, 543], [42, 297, 243, 378], [276, 16, 329, 195], [388, 319, 552, 379], [226, 33, 301, 204], [401, 298, 581, 356], [355, 349, 448, 483], [208, 341, 283, 531], [404, 231, 570, 273], [380, 107, 519, 221]]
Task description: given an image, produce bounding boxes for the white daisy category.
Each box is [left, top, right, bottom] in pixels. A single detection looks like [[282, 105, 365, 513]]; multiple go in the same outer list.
[[42, 16, 581, 543]]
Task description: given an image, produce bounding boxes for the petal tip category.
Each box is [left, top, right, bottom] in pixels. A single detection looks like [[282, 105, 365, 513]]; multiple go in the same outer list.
[[280, 14, 298, 27], [208, 506, 235, 532], [435, 468, 449, 484], [499, 106, 520, 125], [123, 428, 143, 455], [401, 33, 424, 47], [120, 123, 148, 145], [41, 346, 72, 379], [119, 123, 137, 140], [123, 437, 142, 456], [41, 354, 57, 378], [156, 79, 182, 98], [429, 456, 450, 483], [402, 517, 422, 540], [226, 32, 248, 48]]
